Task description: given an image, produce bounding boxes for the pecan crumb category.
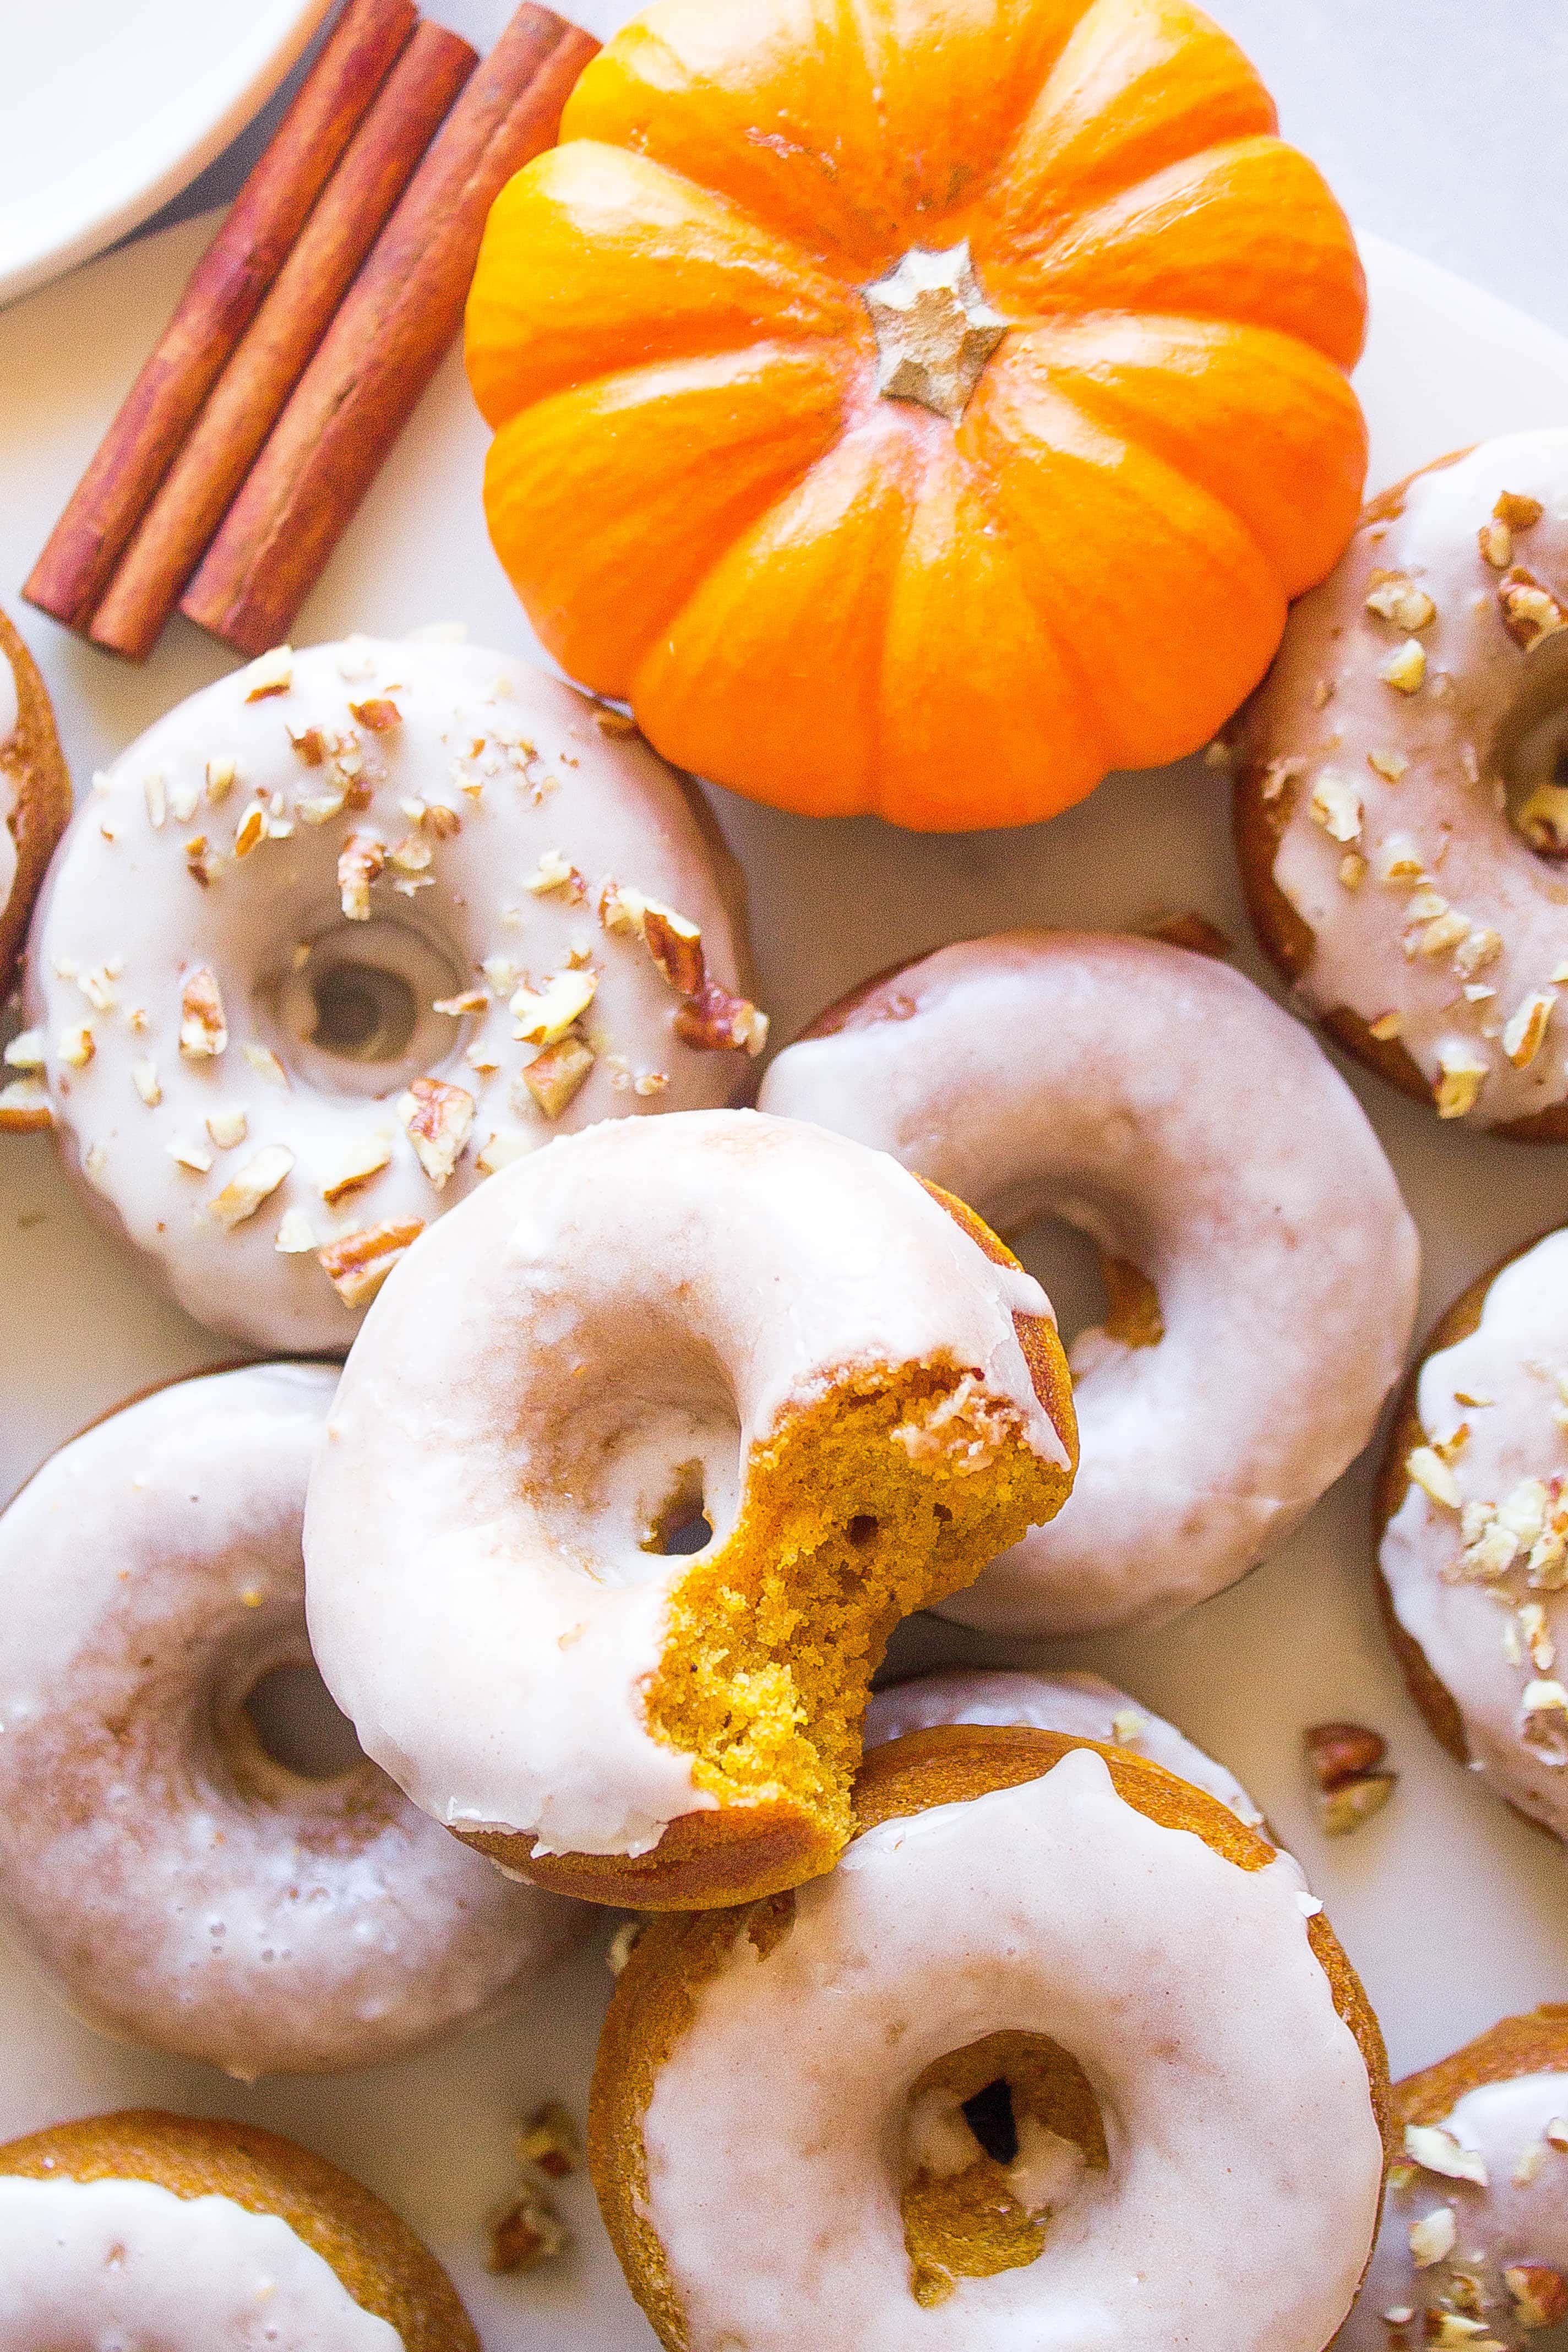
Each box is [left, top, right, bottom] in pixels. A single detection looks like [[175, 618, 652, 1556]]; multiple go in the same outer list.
[[1506, 2264, 1568, 2329], [518, 2101, 581, 2180], [487, 2184, 568, 2275], [349, 697, 401, 732]]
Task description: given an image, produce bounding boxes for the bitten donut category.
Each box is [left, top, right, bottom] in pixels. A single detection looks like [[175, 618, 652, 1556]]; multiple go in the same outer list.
[[590, 1725, 1388, 2352], [305, 1109, 1076, 1910], [1237, 431, 1568, 1134], [24, 634, 764, 1349], [0, 2108, 476, 2349], [760, 930, 1419, 1633], [1376, 1228, 1568, 1837], [1333, 2007, 1568, 2350], [0, 1364, 587, 2078], [0, 606, 70, 1032], [865, 1667, 1266, 1827]]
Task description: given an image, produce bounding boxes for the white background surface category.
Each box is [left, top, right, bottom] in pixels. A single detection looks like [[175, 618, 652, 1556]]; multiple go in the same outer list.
[[2, 6, 1568, 2345]]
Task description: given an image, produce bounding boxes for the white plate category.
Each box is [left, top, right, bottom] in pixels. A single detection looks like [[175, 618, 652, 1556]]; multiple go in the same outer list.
[[3, 216, 1568, 2346], [0, 0, 333, 309]]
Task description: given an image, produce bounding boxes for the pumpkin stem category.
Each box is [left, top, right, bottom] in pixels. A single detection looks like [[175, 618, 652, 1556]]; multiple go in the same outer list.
[[862, 241, 1009, 426]]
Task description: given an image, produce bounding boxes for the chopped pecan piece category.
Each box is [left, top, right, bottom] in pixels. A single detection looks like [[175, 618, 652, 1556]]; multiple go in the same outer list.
[[0, 1076, 52, 1132], [339, 832, 385, 921], [487, 2183, 568, 2274], [317, 1218, 424, 1307], [208, 1145, 294, 1230], [349, 697, 401, 731], [1506, 2264, 1568, 2329], [1499, 567, 1568, 650], [522, 1035, 596, 1118], [401, 1075, 475, 1186], [319, 1131, 393, 1203], [179, 967, 227, 1060], [518, 2101, 581, 2180], [676, 981, 770, 1057]]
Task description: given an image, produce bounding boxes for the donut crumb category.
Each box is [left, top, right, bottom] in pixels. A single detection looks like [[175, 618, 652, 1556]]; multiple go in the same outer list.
[[518, 2101, 580, 2180], [487, 2182, 568, 2275]]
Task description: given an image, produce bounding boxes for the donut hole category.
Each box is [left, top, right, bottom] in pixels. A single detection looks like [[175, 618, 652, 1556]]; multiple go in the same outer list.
[[1008, 1213, 1163, 1357], [900, 2029, 1108, 2309], [243, 1662, 366, 1783], [644, 1464, 715, 1558], [1494, 630, 1568, 858], [264, 917, 466, 1101], [311, 960, 418, 1060]]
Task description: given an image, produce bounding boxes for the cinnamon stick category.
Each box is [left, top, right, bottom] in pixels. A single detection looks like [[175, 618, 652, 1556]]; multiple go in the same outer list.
[[182, 4, 600, 658], [24, 0, 419, 633], [89, 20, 478, 663]]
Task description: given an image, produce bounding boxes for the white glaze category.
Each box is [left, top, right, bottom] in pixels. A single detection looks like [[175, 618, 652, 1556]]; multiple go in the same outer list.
[[1253, 431, 1568, 1126], [760, 931, 1419, 1633], [0, 638, 19, 922], [26, 635, 756, 1351], [1381, 1228, 1568, 1839], [864, 1667, 1266, 1826], [0, 2175, 400, 2349], [639, 1747, 1382, 2352], [1335, 2071, 1568, 2350], [304, 1109, 1063, 1859], [0, 1364, 587, 2078]]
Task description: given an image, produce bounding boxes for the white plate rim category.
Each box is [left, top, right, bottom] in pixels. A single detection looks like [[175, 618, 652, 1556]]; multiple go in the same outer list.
[[0, 0, 334, 313]]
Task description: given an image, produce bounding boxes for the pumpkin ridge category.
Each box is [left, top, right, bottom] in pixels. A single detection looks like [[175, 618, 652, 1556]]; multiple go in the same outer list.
[[982, 133, 1365, 371], [940, 447, 1120, 771], [972, 0, 1277, 249]]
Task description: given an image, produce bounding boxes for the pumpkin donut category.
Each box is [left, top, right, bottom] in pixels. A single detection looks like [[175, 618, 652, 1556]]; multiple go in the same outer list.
[[0, 2108, 476, 2349], [0, 1363, 588, 2079], [589, 1724, 1389, 2352], [865, 1665, 1266, 1827], [23, 633, 763, 1351], [0, 605, 70, 1029], [759, 929, 1419, 1634], [304, 1109, 1076, 1910], [1332, 2008, 1568, 2349], [1374, 1227, 1568, 1837], [1236, 430, 1568, 1135]]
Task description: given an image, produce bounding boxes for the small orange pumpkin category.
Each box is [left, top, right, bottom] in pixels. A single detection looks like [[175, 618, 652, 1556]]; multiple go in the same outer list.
[[466, 0, 1368, 831]]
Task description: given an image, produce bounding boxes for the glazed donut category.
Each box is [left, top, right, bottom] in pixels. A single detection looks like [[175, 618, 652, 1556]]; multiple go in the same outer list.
[[0, 1364, 587, 2078], [1375, 1227, 1568, 1838], [1333, 2007, 1568, 2350], [24, 634, 763, 1350], [864, 1666, 1266, 1827], [590, 1725, 1388, 2352], [0, 2108, 476, 2349], [0, 606, 70, 1033], [1237, 431, 1568, 1135], [304, 1109, 1076, 1910], [759, 930, 1419, 1634]]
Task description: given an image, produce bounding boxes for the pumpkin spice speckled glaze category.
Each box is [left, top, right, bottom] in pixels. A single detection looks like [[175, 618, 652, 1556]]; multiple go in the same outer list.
[[304, 1110, 1076, 1910], [0, 1364, 589, 2079], [0, 2108, 478, 2351], [589, 1727, 1387, 2352], [1237, 431, 1568, 1134], [465, 0, 1368, 829], [23, 633, 761, 1351], [761, 931, 1419, 1633], [1332, 2010, 1568, 2352], [1375, 1229, 1568, 1843]]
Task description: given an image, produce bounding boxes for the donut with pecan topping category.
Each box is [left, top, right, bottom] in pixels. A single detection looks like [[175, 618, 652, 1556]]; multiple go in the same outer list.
[[1236, 432, 1568, 1134], [23, 634, 763, 1348], [1375, 1227, 1568, 1839], [1331, 2008, 1568, 2351]]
